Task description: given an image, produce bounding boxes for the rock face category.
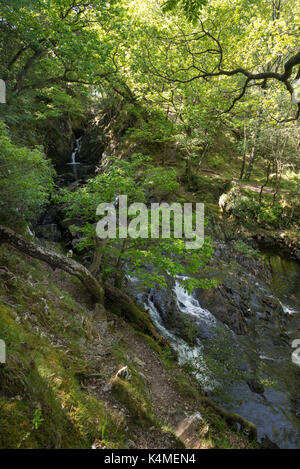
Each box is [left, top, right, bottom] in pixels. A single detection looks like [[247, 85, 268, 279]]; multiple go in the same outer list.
[[34, 206, 64, 242], [195, 241, 285, 335], [40, 115, 76, 167], [34, 223, 62, 242], [247, 379, 265, 395], [196, 285, 248, 335], [79, 120, 107, 165], [252, 233, 300, 263], [175, 413, 205, 449], [40, 112, 108, 170]]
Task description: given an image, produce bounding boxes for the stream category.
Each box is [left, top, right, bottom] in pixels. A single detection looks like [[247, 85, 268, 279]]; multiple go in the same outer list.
[[127, 246, 300, 448], [38, 134, 300, 448], [231, 248, 300, 448]]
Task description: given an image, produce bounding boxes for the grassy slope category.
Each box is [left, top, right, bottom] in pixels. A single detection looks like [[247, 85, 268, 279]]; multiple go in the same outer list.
[[0, 243, 254, 449]]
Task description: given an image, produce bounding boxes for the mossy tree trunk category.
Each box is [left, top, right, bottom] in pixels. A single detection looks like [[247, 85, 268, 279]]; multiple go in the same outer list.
[[0, 225, 104, 302], [0, 225, 164, 341]]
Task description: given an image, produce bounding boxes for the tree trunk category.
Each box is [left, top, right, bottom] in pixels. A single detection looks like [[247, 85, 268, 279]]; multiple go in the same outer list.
[[245, 106, 264, 181], [0, 225, 104, 303], [0, 225, 166, 343], [89, 238, 108, 277], [239, 124, 247, 180], [259, 162, 271, 205]]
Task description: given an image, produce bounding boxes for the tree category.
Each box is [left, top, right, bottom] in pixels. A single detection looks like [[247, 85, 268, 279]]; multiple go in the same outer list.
[[0, 224, 163, 340], [139, 0, 300, 120], [0, 121, 54, 226], [56, 153, 216, 292], [0, 0, 131, 133]]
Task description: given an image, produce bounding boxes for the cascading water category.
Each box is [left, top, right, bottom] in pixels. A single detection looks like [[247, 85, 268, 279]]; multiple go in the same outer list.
[[174, 280, 217, 328], [143, 278, 219, 390], [67, 136, 82, 179], [127, 255, 300, 448]]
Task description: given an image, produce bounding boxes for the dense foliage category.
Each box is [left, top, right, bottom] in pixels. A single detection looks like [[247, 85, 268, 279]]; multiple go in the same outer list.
[[56, 153, 216, 291], [0, 0, 299, 272], [0, 122, 54, 226]]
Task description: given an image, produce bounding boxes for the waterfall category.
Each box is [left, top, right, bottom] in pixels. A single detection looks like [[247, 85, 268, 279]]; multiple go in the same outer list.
[[67, 136, 82, 178], [127, 260, 300, 447], [143, 278, 218, 390], [174, 279, 216, 327]]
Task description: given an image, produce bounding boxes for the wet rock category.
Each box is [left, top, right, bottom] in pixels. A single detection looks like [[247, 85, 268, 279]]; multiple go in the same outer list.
[[247, 379, 265, 395], [41, 115, 76, 166], [35, 223, 62, 242], [260, 435, 280, 449], [149, 287, 215, 341], [34, 205, 66, 242], [37, 206, 58, 225], [196, 285, 247, 335], [291, 398, 300, 418], [79, 123, 107, 165], [56, 172, 78, 184], [261, 296, 284, 317]]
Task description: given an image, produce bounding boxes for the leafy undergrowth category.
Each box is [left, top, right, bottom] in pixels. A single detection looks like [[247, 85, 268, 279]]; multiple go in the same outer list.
[[0, 244, 255, 449]]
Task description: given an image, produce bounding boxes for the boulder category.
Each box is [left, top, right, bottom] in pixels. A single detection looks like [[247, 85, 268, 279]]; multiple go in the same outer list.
[[196, 285, 248, 335]]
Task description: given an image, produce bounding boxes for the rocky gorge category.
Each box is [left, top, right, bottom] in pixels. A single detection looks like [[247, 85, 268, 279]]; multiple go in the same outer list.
[[31, 125, 300, 449]]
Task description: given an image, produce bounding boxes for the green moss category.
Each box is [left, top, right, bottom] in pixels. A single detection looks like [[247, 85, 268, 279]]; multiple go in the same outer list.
[[0, 245, 128, 449], [112, 377, 155, 427], [133, 330, 162, 354], [0, 301, 127, 448], [173, 372, 199, 400], [107, 302, 159, 340], [110, 342, 156, 427], [159, 344, 175, 370]]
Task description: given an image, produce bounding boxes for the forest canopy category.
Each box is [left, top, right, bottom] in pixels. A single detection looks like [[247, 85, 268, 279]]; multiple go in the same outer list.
[[0, 0, 299, 229]]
